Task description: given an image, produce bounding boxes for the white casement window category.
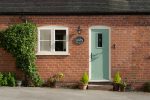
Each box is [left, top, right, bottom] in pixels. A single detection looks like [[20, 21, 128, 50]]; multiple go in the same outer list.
[[37, 26, 69, 55]]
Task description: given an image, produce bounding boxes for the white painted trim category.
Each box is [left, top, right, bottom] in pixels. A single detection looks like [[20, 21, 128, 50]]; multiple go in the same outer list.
[[89, 28, 92, 80], [37, 26, 69, 55], [89, 26, 111, 82], [36, 52, 70, 55], [90, 26, 110, 29], [89, 80, 112, 82], [38, 26, 68, 29]]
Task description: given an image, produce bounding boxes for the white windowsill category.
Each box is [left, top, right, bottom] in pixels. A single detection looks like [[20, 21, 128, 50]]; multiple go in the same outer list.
[[36, 52, 70, 56]]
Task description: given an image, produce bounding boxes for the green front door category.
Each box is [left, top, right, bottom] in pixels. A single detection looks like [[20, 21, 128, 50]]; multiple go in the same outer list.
[[90, 29, 109, 81]]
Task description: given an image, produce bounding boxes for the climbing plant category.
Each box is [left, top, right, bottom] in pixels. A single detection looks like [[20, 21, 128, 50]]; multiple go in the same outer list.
[[0, 23, 43, 86]]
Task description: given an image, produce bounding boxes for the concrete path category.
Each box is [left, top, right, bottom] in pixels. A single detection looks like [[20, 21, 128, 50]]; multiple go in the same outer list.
[[0, 87, 149, 100]]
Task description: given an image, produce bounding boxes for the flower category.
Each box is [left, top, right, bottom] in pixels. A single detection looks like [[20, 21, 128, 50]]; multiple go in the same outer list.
[[58, 73, 64, 78]]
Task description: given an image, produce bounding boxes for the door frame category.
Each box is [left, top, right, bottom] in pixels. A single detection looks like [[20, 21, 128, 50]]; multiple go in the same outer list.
[[89, 26, 111, 82]]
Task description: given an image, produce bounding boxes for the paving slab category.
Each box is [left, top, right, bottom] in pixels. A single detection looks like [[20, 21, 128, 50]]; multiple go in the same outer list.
[[0, 87, 149, 100]]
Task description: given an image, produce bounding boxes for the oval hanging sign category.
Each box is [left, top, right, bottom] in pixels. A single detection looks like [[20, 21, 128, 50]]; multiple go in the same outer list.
[[75, 36, 84, 45]]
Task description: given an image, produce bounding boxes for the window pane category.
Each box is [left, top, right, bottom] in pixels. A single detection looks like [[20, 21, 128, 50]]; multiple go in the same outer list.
[[55, 30, 66, 40], [40, 41, 51, 51], [40, 30, 51, 40], [98, 34, 102, 47], [55, 41, 66, 51]]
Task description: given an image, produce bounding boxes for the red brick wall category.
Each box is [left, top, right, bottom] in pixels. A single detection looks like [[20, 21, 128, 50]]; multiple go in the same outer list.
[[0, 15, 150, 89], [0, 48, 23, 79]]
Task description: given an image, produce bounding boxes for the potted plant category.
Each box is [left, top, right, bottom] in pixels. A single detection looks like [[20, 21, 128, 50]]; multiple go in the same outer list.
[[119, 81, 127, 92], [113, 71, 121, 91], [79, 72, 89, 90], [48, 73, 64, 88], [16, 80, 22, 87]]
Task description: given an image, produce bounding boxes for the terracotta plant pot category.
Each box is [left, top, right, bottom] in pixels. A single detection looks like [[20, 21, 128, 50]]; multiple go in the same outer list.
[[113, 83, 120, 91], [50, 81, 61, 88], [120, 87, 125, 92], [79, 84, 88, 90], [50, 82, 57, 88]]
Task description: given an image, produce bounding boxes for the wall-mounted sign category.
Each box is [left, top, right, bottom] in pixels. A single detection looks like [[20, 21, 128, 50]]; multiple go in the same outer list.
[[75, 36, 84, 45]]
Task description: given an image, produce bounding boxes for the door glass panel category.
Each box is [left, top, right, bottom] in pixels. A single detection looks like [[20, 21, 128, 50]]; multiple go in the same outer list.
[[98, 33, 102, 47]]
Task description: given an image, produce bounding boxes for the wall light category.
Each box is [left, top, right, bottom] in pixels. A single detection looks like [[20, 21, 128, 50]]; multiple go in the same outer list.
[[77, 26, 81, 34]]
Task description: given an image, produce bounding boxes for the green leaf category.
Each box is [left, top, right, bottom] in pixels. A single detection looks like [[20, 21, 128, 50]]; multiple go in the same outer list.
[[0, 22, 42, 86]]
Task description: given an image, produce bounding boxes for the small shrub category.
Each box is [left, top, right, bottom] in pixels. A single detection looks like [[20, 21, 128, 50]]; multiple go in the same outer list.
[[2, 74, 8, 86], [0, 72, 16, 86], [0, 72, 3, 86], [113, 71, 121, 83], [7, 72, 16, 86], [119, 81, 127, 92], [80, 72, 89, 85], [143, 81, 150, 92], [47, 73, 64, 87], [113, 71, 122, 91], [49, 73, 64, 83]]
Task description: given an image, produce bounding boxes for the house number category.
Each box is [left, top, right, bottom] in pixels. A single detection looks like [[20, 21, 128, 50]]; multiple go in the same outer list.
[[75, 36, 84, 45]]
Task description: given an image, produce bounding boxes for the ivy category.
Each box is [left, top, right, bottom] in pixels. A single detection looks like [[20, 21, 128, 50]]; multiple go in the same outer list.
[[0, 23, 43, 86]]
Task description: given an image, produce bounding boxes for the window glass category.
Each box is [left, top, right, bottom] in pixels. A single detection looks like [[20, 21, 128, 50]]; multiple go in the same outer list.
[[40, 30, 51, 40], [55, 41, 66, 51], [40, 41, 51, 51], [55, 30, 66, 52], [55, 30, 66, 40], [98, 33, 102, 47]]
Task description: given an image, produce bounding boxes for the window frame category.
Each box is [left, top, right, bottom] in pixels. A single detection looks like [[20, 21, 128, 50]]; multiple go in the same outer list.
[[37, 26, 69, 55]]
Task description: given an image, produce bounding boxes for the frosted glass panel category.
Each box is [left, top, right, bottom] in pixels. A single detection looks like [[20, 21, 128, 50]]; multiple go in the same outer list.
[[40, 30, 51, 40], [40, 41, 51, 51]]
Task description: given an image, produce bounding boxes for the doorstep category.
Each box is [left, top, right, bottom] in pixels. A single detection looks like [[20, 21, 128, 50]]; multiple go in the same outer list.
[[88, 82, 113, 90]]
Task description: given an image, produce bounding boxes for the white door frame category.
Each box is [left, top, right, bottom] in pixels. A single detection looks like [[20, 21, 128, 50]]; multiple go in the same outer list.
[[89, 26, 111, 82]]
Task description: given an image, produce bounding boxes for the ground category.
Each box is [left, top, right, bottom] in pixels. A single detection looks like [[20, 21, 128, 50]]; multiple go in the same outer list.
[[0, 87, 149, 100]]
